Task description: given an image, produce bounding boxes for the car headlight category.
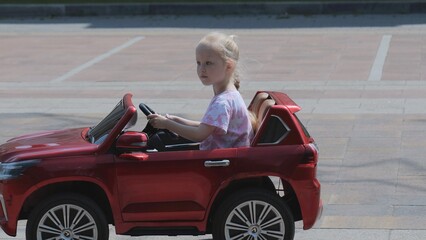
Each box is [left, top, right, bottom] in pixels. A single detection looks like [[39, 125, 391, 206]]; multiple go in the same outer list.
[[0, 160, 40, 181]]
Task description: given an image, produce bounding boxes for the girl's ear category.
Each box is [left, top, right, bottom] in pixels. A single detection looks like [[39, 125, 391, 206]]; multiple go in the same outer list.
[[226, 60, 235, 71]]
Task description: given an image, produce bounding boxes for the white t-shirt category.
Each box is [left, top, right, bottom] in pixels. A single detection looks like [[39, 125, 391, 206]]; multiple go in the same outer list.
[[200, 90, 254, 150]]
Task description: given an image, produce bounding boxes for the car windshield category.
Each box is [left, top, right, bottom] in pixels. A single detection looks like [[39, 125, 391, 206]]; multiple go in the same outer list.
[[87, 99, 136, 144]]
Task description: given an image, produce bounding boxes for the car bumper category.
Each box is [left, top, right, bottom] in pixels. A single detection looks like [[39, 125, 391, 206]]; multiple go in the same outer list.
[[0, 186, 20, 237], [0, 196, 16, 237], [291, 177, 322, 230]]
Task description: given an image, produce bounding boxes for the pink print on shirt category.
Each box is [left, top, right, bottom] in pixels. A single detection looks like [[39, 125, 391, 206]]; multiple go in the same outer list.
[[200, 90, 254, 150]]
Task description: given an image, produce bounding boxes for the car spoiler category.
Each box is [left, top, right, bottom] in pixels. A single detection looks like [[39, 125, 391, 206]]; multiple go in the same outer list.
[[254, 91, 302, 114]]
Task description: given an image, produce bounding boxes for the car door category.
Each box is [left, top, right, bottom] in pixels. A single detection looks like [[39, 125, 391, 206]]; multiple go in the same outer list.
[[115, 148, 237, 222]]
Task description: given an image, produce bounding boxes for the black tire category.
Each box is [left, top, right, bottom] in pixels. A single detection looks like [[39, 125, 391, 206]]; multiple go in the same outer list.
[[26, 193, 109, 240], [212, 188, 295, 240]]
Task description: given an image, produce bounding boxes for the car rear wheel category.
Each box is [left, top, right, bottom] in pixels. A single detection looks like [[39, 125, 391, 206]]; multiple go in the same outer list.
[[212, 188, 294, 240], [26, 193, 109, 240]]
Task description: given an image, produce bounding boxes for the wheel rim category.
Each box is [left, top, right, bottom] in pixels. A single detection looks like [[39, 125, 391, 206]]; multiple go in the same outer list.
[[36, 204, 98, 240], [225, 200, 285, 240]]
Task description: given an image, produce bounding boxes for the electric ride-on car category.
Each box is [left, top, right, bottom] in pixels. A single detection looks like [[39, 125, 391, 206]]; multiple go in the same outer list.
[[0, 91, 322, 240]]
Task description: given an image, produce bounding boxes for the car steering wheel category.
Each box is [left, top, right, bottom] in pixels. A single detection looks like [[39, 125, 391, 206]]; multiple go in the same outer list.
[[139, 103, 157, 135], [139, 103, 178, 151], [139, 103, 156, 117]]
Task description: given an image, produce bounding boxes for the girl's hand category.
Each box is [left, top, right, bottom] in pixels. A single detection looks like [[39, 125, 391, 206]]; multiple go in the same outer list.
[[147, 114, 168, 129], [148, 113, 214, 142], [164, 114, 176, 121]]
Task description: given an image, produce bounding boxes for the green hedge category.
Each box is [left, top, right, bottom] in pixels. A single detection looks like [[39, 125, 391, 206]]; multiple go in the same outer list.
[[0, 0, 410, 4]]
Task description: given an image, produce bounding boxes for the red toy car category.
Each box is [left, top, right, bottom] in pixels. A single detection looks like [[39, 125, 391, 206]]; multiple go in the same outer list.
[[0, 91, 321, 240]]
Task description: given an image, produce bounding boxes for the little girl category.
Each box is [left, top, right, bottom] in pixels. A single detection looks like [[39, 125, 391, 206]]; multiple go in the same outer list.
[[147, 32, 254, 150]]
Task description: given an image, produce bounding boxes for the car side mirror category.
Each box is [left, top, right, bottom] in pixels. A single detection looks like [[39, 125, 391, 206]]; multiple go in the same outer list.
[[116, 131, 148, 151]]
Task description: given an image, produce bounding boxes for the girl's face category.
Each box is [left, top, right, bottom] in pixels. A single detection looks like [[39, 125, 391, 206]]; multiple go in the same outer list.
[[196, 44, 231, 88]]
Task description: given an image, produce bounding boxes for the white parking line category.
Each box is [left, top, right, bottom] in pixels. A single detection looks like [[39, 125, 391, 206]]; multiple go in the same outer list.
[[50, 36, 145, 83], [368, 35, 392, 81]]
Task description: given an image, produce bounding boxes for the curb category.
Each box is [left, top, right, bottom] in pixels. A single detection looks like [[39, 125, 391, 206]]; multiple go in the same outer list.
[[0, 2, 426, 18]]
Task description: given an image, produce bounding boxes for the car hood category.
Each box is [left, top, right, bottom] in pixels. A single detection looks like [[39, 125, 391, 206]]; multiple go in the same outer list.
[[0, 128, 98, 163]]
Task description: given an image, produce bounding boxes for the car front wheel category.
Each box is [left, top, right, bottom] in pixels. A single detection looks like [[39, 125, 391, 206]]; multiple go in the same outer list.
[[212, 188, 295, 240], [26, 193, 109, 240]]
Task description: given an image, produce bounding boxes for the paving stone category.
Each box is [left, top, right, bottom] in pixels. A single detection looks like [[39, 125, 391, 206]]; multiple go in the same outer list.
[[321, 216, 426, 230], [393, 206, 426, 217], [396, 157, 426, 176], [325, 204, 394, 216], [396, 176, 426, 194], [390, 230, 426, 240], [295, 229, 390, 240]]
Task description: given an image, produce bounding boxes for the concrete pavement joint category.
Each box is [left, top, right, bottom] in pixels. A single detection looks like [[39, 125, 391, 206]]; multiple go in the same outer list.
[[2, 97, 426, 115]]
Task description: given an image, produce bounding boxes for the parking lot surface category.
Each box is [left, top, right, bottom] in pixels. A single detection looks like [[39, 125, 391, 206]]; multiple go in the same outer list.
[[0, 14, 426, 240]]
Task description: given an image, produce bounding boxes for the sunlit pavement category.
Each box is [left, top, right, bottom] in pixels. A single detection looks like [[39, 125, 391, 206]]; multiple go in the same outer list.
[[1, 14, 426, 240]]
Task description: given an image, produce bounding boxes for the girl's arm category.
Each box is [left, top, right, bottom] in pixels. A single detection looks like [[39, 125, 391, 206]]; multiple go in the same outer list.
[[148, 114, 214, 142], [166, 114, 200, 127]]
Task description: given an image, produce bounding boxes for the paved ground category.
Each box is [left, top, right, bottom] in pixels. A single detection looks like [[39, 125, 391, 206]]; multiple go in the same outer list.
[[0, 14, 426, 240]]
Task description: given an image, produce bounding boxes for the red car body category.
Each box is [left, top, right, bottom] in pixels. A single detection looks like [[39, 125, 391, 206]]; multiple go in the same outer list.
[[0, 91, 321, 239]]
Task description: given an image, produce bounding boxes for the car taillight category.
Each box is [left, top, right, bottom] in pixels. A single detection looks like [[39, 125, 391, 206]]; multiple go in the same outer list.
[[300, 143, 318, 164]]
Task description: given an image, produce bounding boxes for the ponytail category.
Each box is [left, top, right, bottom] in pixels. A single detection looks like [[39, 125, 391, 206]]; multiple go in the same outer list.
[[233, 70, 240, 90]]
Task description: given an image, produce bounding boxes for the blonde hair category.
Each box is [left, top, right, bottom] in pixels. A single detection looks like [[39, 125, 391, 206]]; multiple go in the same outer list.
[[248, 110, 258, 132], [197, 32, 241, 90]]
